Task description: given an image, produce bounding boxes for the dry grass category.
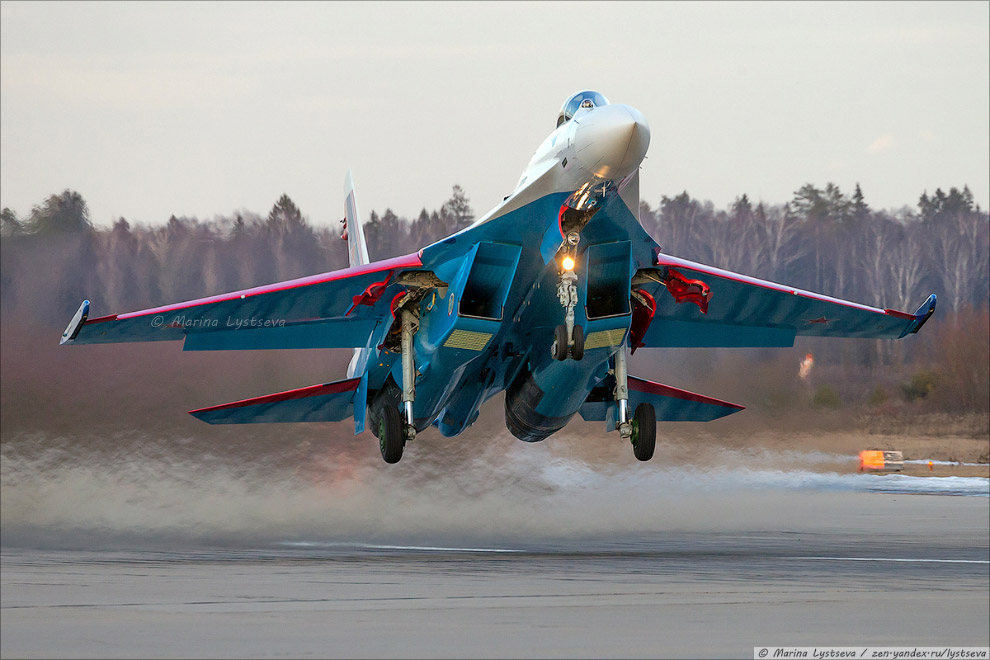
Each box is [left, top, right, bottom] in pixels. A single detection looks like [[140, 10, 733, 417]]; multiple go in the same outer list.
[[859, 412, 989, 438]]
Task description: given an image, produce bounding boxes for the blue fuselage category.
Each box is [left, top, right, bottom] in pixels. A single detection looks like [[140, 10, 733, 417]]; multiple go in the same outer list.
[[365, 187, 656, 440]]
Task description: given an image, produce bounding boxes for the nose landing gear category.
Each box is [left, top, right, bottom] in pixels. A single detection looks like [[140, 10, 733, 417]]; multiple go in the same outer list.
[[552, 233, 585, 361], [552, 323, 585, 361]]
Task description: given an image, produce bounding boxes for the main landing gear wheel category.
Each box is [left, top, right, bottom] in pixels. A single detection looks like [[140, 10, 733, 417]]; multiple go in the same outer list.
[[552, 324, 569, 361], [631, 403, 656, 462], [571, 325, 584, 361], [378, 405, 404, 464]]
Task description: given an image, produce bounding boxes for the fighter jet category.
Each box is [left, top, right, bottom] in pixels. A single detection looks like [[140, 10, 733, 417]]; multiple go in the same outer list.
[[61, 91, 936, 463]]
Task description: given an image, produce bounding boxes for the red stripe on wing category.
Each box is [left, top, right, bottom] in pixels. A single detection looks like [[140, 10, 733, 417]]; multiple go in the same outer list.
[[117, 253, 422, 320], [85, 314, 119, 324]]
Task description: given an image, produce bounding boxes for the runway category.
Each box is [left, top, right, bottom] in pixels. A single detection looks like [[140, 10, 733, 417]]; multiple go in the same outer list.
[[2, 492, 988, 659]]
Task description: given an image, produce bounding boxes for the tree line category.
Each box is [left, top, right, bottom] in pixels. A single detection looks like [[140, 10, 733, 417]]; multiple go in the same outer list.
[[0, 185, 475, 322], [639, 183, 987, 317]]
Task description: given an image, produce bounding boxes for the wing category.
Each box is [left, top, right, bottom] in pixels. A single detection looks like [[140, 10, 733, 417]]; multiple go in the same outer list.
[[60, 253, 427, 350], [580, 375, 744, 423], [632, 252, 936, 349]]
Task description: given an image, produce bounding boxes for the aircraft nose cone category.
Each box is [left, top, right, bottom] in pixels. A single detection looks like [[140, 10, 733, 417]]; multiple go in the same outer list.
[[574, 104, 650, 179]]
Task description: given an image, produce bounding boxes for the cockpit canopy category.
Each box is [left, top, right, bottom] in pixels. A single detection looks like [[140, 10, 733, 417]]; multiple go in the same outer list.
[[556, 90, 610, 128]]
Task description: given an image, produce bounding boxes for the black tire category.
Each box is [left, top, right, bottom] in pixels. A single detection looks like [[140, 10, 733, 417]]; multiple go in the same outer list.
[[378, 405, 404, 464], [571, 325, 584, 361], [632, 403, 656, 461], [552, 324, 568, 361]]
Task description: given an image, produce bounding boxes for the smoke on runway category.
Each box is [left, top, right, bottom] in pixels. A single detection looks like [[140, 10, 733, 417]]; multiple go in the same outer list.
[[2, 427, 986, 551]]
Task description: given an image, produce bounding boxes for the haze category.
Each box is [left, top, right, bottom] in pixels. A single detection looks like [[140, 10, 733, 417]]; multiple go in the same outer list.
[[1, 1, 987, 228]]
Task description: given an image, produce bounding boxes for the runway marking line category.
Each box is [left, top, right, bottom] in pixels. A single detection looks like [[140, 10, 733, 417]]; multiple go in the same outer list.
[[785, 556, 989, 564], [276, 542, 522, 553]]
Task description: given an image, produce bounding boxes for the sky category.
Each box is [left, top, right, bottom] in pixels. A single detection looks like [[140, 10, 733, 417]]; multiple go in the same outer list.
[[1, 1, 988, 228]]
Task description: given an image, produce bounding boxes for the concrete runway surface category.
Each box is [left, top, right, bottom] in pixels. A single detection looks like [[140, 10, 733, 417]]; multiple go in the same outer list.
[[2, 491, 988, 659]]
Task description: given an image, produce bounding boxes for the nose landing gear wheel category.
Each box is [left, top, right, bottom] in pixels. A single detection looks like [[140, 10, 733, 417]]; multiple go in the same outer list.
[[571, 324, 584, 361], [552, 324, 585, 361], [552, 324, 569, 361], [631, 403, 656, 461], [378, 405, 404, 464]]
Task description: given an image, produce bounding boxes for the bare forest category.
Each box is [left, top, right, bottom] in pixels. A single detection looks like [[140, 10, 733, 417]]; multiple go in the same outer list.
[[2, 182, 988, 440]]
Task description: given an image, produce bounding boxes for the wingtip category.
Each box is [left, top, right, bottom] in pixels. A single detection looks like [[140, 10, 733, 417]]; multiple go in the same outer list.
[[910, 293, 937, 335], [59, 299, 90, 345], [895, 294, 936, 338]]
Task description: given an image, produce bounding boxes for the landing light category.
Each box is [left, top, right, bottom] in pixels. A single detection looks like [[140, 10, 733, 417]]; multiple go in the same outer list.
[[562, 256, 575, 272]]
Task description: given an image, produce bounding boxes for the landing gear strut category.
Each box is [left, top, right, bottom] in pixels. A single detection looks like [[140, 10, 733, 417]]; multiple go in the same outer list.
[[377, 307, 417, 464], [399, 308, 418, 444], [613, 348, 656, 461], [614, 348, 632, 440], [552, 232, 584, 361]]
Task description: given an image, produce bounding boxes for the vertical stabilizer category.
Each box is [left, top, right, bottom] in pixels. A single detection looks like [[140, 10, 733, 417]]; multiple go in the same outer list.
[[343, 171, 373, 422], [618, 169, 641, 221], [343, 170, 370, 267]]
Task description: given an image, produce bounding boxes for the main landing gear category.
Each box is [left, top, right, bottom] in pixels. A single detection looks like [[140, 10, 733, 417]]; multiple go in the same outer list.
[[375, 306, 419, 464], [613, 348, 656, 461], [378, 404, 404, 464], [552, 232, 585, 362], [371, 272, 450, 464], [630, 403, 656, 461], [399, 308, 418, 443]]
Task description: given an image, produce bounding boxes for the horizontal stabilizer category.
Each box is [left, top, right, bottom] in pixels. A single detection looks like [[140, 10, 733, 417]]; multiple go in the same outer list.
[[580, 375, 744, 423], [189, 377, 361, 424]]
